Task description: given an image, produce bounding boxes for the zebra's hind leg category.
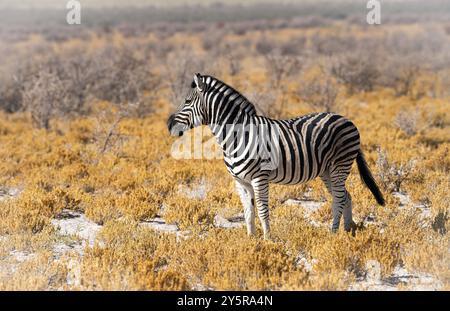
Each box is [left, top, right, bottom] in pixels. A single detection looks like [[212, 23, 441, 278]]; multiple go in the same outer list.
[[235, 179, 256, 236], [321, 172, 342, 232], [321, 170, 353, 233], [343, 192, 356, 233], [251, 176, 270, 240]]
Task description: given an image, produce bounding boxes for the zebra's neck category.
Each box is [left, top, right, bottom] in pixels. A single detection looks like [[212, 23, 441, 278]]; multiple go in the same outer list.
[[202, 76, 258, 155], [209, 114, 256, 155], [202, 76, 257, 126]]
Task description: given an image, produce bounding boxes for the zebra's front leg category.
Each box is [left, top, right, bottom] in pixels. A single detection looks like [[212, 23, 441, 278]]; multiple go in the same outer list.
[[251, 177, 270, 240], [235, 179, 256, 236]]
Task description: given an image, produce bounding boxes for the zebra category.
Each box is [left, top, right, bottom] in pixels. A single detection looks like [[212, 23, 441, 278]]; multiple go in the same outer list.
[[167, 73, 385, 239]]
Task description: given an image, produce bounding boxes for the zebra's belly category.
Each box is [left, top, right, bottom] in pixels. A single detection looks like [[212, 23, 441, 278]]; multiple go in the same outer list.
[[267, 159, 325, 185]]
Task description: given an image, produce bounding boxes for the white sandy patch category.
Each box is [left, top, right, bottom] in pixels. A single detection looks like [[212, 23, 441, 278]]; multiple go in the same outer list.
[[349, 261, 442, 291], [51, 210, 101, 247], [214, 214, 245, 229], [0, 187, 21, 201], [284, 198, 324, 216], [177, 178, 209, 200]]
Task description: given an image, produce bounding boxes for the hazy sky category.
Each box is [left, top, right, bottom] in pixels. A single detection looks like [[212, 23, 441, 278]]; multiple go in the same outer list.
[[0, 0, 299, 9], [0, 0, 421, 10]]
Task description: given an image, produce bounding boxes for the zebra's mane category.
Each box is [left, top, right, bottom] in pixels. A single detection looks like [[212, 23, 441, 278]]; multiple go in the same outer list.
[[202, 75, 258, 116]]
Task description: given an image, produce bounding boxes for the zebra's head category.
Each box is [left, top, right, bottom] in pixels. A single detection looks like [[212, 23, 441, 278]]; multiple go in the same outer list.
[[167, 73, 206, 137]]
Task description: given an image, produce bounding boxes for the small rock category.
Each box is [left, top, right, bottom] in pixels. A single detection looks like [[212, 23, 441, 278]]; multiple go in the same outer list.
[[393, 192, 410, 207], [365, 260, 382, 282], [213, 214, 244, 229], [0, 187, 21, 201], [9, 250, 35, 263], [141, 217, 179, 233], [51, 210, 101, 247]]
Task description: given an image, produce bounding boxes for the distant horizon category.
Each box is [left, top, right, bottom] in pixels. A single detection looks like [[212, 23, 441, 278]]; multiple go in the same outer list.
[[0, 0, 415, 10], [0, 0, 292, 10]]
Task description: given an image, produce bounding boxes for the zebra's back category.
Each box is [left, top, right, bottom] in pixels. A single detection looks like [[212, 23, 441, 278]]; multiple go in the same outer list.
[[267, 112, 361, 185]]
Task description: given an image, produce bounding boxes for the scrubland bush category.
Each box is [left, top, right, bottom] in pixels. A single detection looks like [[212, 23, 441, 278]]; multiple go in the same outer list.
[[311, 32, 357, 56], [264, 52, 301, 89], [0, 74, 25, 113], [376, 148, 415, 193], [22, 69, 67, 129], [172, 229, 306, 290], [255, 37, 275, 55], [2, 47, 160, 129], [395, 110, 419, 137], [90, 48, 160, 109], [298, 66, 339, 112], [262, 52, 302, 118], [222, 43, 243, 77], [331, 53, 380, 94], [164, 196, 215, 231], [81, 220, 188, 290], [382, 55, 424, 98], [164, 49, 206, 108]]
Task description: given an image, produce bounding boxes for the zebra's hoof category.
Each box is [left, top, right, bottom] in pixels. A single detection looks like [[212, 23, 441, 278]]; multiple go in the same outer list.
[[344, 221, 357, 236]]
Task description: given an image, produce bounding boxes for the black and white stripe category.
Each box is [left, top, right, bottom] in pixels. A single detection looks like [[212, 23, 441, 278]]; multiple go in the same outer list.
[[168, 73, 385, 238]]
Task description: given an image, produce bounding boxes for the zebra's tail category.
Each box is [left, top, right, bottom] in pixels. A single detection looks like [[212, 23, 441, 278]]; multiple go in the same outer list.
[[356, 151, 385, 206]]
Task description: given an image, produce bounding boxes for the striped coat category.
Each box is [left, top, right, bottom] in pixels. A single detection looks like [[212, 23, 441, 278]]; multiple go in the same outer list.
[[168, 74, 384, 239]]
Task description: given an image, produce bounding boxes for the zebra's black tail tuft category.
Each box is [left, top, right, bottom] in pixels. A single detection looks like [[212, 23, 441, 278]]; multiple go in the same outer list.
[[356, 151, 385, 206]]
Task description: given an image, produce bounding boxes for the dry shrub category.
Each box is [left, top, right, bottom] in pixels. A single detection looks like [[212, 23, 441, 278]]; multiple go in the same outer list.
[[394, 110, 420, 137], [246, 89, 276, 117], [0, 251, 68, 290], [18, 55, 96, 128], [84, 191, 121, 225], [403, 236, 450, 285], [116, 186, 161, 221], [376, 148, 415, 193], [0, 186, 66, 234], [270, 183, 309, 205], [311, 32, 357, 56], [221, 43, 243, 77], [331, 53, 380, 94], [0, 71, 26, 113], [272, 205, 329, 251], [255, 37, 275, 55], [89, 48, 160, 111], [264, 52, 301, 90], [172, 229, 306, 290], [298, 66, 339, 112], [163, 196, 215, 231], [280, 36, 306, 56], [309, 229, 401, 278], [383, 56, 423, 97], [22, 69, 67, 129], [5, 47, 160, 129], [81, 220, 188, 290], [164, 48, 206, 108], [263, 52, 302, 118]]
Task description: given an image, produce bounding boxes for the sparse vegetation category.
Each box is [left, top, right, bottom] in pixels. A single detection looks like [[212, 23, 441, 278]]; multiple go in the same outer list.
[[0, 1, 448, 291]]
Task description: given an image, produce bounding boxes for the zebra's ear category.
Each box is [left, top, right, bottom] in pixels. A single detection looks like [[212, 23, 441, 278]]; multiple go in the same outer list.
[[193, 73, 205, 92]]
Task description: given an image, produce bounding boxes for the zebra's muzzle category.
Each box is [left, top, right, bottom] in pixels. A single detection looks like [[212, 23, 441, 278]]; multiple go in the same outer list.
[[167, 114, 184, 137]]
